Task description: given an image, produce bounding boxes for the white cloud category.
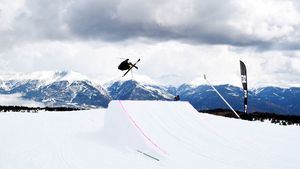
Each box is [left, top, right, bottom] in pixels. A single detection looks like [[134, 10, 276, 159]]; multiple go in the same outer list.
[[1, 40, 299, 87], [0, 0, 25, 31], [0, 0, 300, 88], [229, 0, 300, 42], [0, 94, 44, 107], [60, 0, 300, 48]]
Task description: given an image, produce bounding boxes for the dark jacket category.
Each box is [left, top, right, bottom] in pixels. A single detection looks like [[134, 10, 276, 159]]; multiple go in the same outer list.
[[118, 59, 130, 70]]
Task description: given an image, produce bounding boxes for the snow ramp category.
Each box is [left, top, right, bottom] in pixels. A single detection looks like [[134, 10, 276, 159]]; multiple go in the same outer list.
[[104, 100, 216, 162], [103, 100, 300, 168]]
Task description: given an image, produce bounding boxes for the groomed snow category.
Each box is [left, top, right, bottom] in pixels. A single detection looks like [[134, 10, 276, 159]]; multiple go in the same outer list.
[[0, 101, 299, 169]]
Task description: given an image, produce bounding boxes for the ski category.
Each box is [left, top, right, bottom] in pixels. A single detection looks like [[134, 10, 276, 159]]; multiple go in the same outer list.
[[122, 59, 141, 77]]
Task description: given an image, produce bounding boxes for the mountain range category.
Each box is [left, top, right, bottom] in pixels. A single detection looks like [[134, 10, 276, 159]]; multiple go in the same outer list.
[[0, 71, 299, 115]]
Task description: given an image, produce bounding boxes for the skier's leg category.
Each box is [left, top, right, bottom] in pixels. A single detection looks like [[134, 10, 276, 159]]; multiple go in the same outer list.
[[129, 63, 138, 69]]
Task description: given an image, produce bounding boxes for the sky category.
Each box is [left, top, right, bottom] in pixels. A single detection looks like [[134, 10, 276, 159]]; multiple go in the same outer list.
[[0, 0, 300, 87]]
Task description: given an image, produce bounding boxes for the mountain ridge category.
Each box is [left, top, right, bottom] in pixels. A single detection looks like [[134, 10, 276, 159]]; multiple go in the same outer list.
[[0, 71, 299, 115]]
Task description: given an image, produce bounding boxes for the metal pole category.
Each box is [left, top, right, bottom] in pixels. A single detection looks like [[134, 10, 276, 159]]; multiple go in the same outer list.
[[204, 74, 241, 119]]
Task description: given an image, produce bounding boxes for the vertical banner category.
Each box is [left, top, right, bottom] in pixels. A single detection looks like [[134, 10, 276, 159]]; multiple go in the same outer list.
[[240, 60, 248, 113]]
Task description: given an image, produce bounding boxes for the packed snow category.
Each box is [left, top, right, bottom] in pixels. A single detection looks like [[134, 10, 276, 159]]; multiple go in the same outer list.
[[0, 100, 299, 169]]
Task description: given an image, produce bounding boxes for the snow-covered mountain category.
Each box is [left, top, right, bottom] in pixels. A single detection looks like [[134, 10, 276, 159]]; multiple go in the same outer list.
[[175, 83, 300, 115], [0, 71, 110, 108], [250, 87, 300, 115], [176, 83, 244, 111], [105, 77, 174, 101], [0, 70, 91, 85], [0, 71, 299, 115]]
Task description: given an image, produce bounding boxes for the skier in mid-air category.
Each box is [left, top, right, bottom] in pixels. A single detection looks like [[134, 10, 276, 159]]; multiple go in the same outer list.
[[118, 59, 136, 71], [118, 58, 141, 77]]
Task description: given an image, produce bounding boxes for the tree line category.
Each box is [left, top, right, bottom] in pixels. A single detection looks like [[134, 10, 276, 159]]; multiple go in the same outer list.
[[0, 105, 83, 113], [200, 109, 300, 126]]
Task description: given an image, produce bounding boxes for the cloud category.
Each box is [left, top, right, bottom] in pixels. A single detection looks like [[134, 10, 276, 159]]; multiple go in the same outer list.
[[0, 0, 300, 87], [1, 40, 299, 87], [64, 0, 246, 43], [0, 0, 70, 52], [0, 94, 44, 107], [62, 0, 300, 50], [2, 0, 300, 50]]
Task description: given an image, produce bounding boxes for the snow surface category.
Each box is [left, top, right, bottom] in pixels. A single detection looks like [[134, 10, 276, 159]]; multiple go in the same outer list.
[[0, 101, 299, 169]]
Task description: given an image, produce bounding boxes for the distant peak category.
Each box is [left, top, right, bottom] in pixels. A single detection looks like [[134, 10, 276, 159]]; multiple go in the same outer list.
[[187, 77, 207, 87], [0, 70, 90, 84], [106, 74, 160, 86], [54, 70, 69, 77], [125, 74, 159, 85], [53, 70, 89, 82]]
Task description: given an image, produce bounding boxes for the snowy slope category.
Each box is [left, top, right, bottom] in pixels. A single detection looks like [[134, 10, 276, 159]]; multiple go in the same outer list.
[[0, 70, 91, 86], [0, 71, 111, 108], [0, 101, 299, 169], [105, 79, 174, 100], [176, 83, 300, 115]]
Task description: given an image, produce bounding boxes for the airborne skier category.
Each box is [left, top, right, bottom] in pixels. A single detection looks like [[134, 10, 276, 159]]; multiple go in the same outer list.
[[118, 58, 141, 77], [118, 59, 136, 70]]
